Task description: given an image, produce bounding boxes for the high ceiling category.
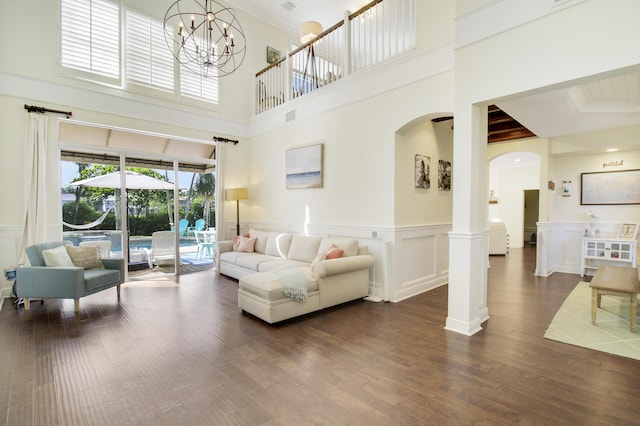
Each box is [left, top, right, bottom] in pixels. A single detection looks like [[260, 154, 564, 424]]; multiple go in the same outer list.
[[62, 2, 640, 155], [227, 1, 640, 145], [226, 0, 371, 37], [497, 71, 640, 140]]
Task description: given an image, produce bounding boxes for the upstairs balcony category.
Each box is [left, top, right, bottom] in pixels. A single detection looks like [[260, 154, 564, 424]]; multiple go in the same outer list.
[[255, 0, 416, 115]]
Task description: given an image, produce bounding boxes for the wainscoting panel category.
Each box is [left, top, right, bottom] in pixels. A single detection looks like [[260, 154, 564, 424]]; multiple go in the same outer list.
[[391, 225, 450, 302], [535, 221, 628, 277]]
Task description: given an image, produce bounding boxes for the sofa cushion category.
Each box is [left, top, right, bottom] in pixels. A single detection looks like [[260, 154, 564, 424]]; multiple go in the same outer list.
[[220, 251, 255, 264], [84, 269, 120, 291], [258, 259, 310, 272], [265, 232, 293, 258], [249, 229, 269, 254], [287, 235, 322, 263], [319, 238, 359, 257], [236, 254, 280, 272], [66, 245, 105, 270], [42, 246, 75, 267], [240, 269, 318, 302]]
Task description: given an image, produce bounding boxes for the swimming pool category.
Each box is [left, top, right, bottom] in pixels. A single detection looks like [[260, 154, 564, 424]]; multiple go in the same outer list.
[[63, 231, 198, 252]]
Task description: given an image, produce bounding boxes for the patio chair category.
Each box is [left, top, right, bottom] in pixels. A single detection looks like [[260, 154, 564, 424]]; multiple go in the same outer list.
[[194, 230, 216, 259], [148, 231, 176, 267], [187, 218, 206, 236], [171, 219, 189, 237]]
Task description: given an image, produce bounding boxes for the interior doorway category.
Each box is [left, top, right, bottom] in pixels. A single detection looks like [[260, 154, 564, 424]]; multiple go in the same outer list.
[[524, 189, 539, 245]]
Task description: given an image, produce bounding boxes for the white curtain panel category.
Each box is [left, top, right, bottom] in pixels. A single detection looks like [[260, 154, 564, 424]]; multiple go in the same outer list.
[[17, 113, 48, 265], [214, 141, 227, 263]]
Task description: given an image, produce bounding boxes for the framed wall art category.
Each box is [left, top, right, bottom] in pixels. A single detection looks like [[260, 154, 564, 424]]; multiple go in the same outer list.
[[438, 159, 452, 191], [415, 154, 430, 189], [580, 169, 640, 205], [617, 223, 638, 239], [286, 143, 323, 189], [266, 46, 281, 64]]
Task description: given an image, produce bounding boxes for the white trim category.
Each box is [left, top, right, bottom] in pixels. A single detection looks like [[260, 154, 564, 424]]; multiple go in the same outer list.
[[0, 71, 248, 138]]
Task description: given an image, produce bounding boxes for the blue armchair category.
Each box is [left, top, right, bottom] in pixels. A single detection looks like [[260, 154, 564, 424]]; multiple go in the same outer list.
[[16, 241, 125, 312]]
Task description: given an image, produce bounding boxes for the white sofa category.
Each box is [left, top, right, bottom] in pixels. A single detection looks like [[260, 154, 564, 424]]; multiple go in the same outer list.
[[216, 229, 375, 323]]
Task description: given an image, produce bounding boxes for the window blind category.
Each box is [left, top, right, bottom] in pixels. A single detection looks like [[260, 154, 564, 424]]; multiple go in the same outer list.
[[125, 9, 174, 91], [60, 0, 120, 80]]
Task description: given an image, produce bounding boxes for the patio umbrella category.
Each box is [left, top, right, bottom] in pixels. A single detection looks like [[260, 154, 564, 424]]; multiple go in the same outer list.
[[69, 170, 176, 190]]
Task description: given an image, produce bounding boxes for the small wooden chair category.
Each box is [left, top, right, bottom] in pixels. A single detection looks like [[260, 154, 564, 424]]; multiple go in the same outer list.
[[589, 266, 640, 332]]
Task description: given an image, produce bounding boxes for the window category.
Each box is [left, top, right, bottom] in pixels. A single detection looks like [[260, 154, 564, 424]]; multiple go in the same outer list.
[[125, 9, 174, 91], [178, 35, 219, 103], [60, 0, 120, 84], [180, 68, 219, 103], [60, 0, 218, 104]]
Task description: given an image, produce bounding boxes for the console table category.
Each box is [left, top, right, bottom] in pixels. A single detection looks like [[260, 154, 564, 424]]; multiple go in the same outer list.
[[581, 237, 637, 277]]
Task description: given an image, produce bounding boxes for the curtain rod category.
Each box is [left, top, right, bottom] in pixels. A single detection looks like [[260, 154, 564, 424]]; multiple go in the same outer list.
[[24, 104, 72, 118], [213, 136, 238, 145]]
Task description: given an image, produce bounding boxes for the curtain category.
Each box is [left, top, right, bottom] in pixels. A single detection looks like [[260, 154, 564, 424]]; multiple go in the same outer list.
[[214, 142, 226, 273], [17, 113, 48, 265]]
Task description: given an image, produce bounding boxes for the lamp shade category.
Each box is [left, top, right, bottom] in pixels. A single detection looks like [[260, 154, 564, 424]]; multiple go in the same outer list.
[[225, 188, 248, 201], [300, 21, 322, 44]]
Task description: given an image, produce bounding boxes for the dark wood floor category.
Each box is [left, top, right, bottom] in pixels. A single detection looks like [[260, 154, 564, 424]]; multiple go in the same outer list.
[[2, 246, 640, 425]]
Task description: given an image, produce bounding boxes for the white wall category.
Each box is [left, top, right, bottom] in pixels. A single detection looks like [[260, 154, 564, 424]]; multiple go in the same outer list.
[[396, 119, 454, 226], [549, 150, 640, 225]]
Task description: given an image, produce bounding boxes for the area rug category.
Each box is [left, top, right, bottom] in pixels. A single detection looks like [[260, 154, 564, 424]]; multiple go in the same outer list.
[[180, 252, 214, 267], [544, 281, 640, 360]]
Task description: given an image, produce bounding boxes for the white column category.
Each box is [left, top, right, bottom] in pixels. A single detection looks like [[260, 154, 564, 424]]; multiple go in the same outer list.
[[446, 103, 489, 336]]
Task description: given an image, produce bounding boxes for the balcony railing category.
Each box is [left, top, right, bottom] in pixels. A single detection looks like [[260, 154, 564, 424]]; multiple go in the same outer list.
[[256, 0, 415, 114]]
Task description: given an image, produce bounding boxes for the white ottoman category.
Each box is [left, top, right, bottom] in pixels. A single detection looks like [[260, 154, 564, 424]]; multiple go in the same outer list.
[[238, 269, 320, 323]]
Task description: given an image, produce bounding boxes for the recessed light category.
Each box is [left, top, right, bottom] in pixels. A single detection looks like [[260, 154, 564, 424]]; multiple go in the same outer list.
[[606, 148, 618, 152], [514, 158, 521, 162]]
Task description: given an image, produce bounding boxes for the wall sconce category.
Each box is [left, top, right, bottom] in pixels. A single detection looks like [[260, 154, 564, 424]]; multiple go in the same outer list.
[[225, 188, 248, 235]]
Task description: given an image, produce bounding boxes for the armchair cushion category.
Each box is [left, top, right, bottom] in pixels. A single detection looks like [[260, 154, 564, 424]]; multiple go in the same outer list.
[[84, 269, 121, 292], [42, 246, 74, 267]]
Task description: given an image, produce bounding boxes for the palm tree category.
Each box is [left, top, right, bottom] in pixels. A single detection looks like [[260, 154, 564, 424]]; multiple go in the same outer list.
[[194, 173, 215, 227]]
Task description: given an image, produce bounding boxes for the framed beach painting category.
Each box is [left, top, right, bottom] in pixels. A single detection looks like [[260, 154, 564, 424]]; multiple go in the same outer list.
[[286, 143, 323, 189]]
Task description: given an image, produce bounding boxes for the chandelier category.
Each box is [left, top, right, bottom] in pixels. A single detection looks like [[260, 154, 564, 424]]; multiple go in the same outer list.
[[163, 0, 247, 78]]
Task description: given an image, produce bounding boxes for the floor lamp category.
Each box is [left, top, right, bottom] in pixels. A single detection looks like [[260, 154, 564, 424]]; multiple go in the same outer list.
[[225, 188, 248, 235]]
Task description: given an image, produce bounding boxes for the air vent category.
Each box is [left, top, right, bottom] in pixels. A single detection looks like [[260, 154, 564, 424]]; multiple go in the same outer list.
[[281, 1, 297, 11]]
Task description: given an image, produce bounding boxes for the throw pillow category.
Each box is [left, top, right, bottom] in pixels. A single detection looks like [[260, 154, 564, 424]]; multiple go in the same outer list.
[[237, 236, 257, 253], [326, 245, 344, 259], [42, 245, 75, 267], [65, 245, 105, 270], [232, 233, 250, 251], [310, 244, 343, 271]]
